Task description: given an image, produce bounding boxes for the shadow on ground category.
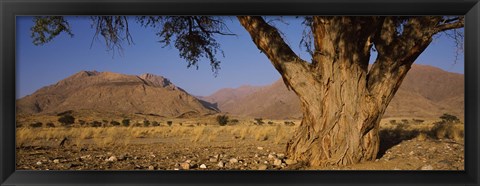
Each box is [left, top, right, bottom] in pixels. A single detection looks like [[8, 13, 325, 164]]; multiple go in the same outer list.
[[377, 125, 419, 159]]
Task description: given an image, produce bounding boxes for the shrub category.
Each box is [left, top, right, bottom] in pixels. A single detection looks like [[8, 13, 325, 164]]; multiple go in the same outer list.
[[389, 120, 396, 125], [230, 119, 239, 124], [143, 120, 150, 127], [254, 118, 264, 125], [58, 114, 75, 126], [78, 120, 86, 126], [152, 121, 160, 127], [29, 122, 43, 128], [430, 120, 463, 141], [268, 121, 274, 125], [46, 122, 55, 128], [90, 121, 102, 127], [110, 120, 121, 126], [167, 121, 173, 126], [401, 119, 409, 124], [440, 113, 460, 123], [217, 115, 229, 126], [284, 121, 295, 126], [122, 119, 130, 127]]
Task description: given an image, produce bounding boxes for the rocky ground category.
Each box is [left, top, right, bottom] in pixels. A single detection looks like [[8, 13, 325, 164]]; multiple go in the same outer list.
[[16, 135, 464, 171]]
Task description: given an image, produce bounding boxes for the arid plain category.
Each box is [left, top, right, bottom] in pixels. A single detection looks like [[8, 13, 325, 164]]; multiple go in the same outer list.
[[16, 64, 464, 170]]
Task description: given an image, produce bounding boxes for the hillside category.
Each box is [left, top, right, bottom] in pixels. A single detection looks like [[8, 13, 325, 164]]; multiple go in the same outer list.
[[203, 64, 464, 120], [16, 71, 218, 118]]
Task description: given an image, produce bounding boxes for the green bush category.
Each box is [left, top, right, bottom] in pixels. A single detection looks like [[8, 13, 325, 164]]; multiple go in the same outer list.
[[440, 113, 460, 123], [122, 119, 130, 127], [167, 121, 173, 126], [58, 114, 75, 126], [143, 120, 150, 127], [217, 115, 229, 126]]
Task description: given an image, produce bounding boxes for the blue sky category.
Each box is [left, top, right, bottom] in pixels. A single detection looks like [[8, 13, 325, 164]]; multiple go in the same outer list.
[[16, 16, 464, 99]]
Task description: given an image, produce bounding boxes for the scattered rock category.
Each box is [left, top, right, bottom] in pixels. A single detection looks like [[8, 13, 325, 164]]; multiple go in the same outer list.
[[420, 165, 434, 170], [209, 157, 218, 162], [229, 158, 238, 164], [258, 164, 268, 170], [268, 154, 277, 159], [273, 158, 282, 166], [276, 153, 285, 159], [199, 164, 207, 169], [106, 156, 117, 162], [257, 147, 264, 150], [53, 159, 60, 164], [285, 159, 297, 165], [180, 163, 190, 170], [36, 161, 42, 166], [217, 161, 225, 168], [148, 165, 155, 170]]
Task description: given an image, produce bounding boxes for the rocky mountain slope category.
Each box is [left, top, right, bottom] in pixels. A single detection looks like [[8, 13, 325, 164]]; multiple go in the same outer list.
[[203, 64, 464, 120], [17, 71, 218, 118]]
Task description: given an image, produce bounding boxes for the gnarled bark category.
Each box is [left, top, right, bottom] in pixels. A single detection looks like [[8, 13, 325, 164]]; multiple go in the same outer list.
[[237, 16, 464, 167]]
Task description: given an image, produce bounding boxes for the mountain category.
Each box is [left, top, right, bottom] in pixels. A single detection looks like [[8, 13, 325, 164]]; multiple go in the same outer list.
[[16, 71, 218, 118], [203, 64, 464, 120]]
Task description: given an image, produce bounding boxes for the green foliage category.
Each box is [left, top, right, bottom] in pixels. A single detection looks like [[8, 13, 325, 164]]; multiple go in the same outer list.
[[31, 16, 73, 45], [122, 119, 130, 127], [216, 115, 229, 126], [167, 121, 173, 126], [137, 16, 233, 74], [58, 114, 75, 126], [440, 113, 460, 123]]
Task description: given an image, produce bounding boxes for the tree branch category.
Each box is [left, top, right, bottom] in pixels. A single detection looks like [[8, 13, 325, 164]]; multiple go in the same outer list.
[[237, 16, 310, 90], [435, 17, 464, 33]]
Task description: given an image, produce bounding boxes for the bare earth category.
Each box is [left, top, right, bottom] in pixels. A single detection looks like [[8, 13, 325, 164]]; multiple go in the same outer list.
[[16, 118, 464, 171]]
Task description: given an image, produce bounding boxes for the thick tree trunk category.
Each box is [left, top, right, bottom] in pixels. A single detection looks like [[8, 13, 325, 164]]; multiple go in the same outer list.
[[285, 60, 383, 167], [237, 16, 463, 167]]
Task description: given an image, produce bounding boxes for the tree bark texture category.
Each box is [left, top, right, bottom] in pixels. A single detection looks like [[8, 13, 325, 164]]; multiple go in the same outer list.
[[237, 16, 463, 167]]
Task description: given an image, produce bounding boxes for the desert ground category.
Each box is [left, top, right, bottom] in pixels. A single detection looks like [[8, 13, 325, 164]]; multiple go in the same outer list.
[[16, 114, 464, 171]]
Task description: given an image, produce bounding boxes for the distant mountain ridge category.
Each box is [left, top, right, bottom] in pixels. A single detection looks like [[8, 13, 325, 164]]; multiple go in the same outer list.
[[202, 64, 464, 120], [16, 71, 218, 118]]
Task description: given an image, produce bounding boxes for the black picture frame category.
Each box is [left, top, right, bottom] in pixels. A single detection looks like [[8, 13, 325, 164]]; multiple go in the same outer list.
[[1, 0, 479, 185]]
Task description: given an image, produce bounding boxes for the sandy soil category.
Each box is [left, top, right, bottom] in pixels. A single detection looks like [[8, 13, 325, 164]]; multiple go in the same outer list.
[[16, 121, 464, 171]]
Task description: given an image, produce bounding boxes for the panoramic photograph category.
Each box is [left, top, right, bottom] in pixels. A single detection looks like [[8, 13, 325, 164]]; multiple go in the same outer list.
[[15, 16, 464, 170]]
